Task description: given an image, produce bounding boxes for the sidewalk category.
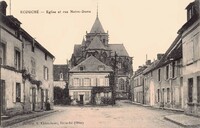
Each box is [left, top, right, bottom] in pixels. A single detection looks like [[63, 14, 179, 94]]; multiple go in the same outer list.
[[164, 114, 200, 127], [1, 110, 58, 127]]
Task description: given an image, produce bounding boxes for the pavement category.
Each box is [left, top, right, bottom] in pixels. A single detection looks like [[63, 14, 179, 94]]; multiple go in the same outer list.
[[1, 109, 58, 127], [131, 101, 200, 128], [164, 114, 200, 128]]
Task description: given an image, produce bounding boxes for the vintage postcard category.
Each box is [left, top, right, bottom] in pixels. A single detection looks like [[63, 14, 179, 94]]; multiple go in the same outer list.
[[0, 0, 200, 128]]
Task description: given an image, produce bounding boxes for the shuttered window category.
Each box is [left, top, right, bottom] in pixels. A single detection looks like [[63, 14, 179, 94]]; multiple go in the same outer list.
[[188, 78, 193, 103]]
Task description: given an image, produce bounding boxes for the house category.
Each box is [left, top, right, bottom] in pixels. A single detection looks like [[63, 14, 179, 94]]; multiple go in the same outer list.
[[69, 13, 133, 99], [69, 56, 113, 105], [178, 0, 200, 116], [0, 1, 54, 116], [143, 35, 183, 109], [53, 64, 69, 89]]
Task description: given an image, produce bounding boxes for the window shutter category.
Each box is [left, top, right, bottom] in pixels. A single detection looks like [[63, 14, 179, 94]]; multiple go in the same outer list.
[[91, 78, 93, 86], [21, 84, 24, 102], [13, 82, 16, 102], [169, 64, 172, 78], [35, 89, 38, 103], [44, 90, 46, 102]]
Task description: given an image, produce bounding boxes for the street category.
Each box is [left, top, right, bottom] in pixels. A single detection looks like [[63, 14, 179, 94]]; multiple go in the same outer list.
[[11, 101, 183, 128]]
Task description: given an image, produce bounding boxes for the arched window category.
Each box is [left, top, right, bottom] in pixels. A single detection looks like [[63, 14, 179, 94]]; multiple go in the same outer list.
[[60, 72, 63, 80], [119, 78, 125, 90]]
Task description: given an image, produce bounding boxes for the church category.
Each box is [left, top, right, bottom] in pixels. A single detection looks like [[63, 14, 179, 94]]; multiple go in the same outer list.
[[69, 11, 133, 102]]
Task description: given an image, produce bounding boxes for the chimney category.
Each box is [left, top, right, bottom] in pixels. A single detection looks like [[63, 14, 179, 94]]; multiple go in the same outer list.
[[146, 60, 151, 65], [0, 1, 7, 15], [157, 54, 164, 60]]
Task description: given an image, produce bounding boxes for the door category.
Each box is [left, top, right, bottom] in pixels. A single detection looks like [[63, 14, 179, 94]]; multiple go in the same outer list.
[[149, 81, 155, 106], [0, 80, 5, 114], [32, 88, 36, 111], [80, 95, 84, 104], [41, 89, 44, 109]]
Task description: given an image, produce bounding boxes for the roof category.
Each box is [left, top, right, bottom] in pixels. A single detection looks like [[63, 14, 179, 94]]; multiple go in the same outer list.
[[156, 34, 182, 68], [53, 64, 69, 81], [134, 66, 147, 77], [86, 36, 107, 50], [81, 37, 86, 46], [143, 60, 160, 75], [70, 55, 113, 73], [73, 44, 82, 57], [109, 44, 129, 56], [90, 16, 105, 33]]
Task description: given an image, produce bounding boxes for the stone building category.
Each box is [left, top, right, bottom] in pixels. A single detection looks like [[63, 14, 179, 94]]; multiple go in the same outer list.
[[0, 1, 54, 116], [143, 35, 183, 109], [178, 0, 200, 116], [70, 13, 133, 99], [69, 56, 113, 105], [53, 64, 69, 89]]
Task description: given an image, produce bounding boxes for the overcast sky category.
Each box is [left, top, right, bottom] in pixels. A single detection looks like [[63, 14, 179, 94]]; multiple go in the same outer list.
[[4, 0, 192, 70]]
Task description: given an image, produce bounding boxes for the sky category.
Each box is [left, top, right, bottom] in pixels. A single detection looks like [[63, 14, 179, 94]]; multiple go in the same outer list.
[[4, 0, 193, 70]]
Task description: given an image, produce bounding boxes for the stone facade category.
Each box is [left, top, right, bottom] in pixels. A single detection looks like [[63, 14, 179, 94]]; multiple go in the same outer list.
[[179, 0, 200, 116], [69, 56, 113, 105], [0, 1, 54, 116]]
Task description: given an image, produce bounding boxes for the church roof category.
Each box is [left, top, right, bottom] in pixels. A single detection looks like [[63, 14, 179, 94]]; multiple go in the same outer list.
[[73, 44, 82, 57], [70, 56, 113, 73], [86, 36, 107, 50], [90, 17, 105, 33], [81, 37, 86, 46], [109, 44, 129, 56]]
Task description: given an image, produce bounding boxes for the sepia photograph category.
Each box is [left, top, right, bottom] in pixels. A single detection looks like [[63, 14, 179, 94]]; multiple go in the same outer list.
[[0, 0, 200, 127]]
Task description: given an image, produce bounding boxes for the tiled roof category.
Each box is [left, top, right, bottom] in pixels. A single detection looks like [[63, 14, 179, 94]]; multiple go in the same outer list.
[[53, 64, 69, 81], [70, 56, 113, 72], [109, 44, 129, 56], [143, 60, 160, 75], [90, 17, 105, 33], [73, 45, 82, 57], [86, 36, 107, 50]]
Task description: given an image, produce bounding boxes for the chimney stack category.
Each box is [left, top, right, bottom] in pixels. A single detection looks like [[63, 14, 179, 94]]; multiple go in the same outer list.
[[157, 54, 164, 60], [146, 60, 151, 65], [0, 1, 7, 16]]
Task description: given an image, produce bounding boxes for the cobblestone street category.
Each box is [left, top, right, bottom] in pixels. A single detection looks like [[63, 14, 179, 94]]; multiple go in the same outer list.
[[10, 101, 184, 128]]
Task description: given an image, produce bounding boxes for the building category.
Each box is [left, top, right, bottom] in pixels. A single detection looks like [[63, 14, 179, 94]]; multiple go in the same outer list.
[[69, 56, 113, 105], [143, 35, 183, 109], [178, 0, 200, 116], [69, 13, 133, 99], [0, 1, 54, 116], [53, 64, 69, 89], [132, 66, 147, 104]]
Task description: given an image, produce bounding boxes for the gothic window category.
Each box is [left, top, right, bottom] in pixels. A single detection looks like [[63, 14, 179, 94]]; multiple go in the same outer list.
[[102, 52, 107, 62], [119, 79, 125, 90]]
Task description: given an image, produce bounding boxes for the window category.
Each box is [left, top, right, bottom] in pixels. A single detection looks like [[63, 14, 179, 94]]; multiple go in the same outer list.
[[166, 65, 169, 80], [73, 78, 79, 86], [197, 76, 200, 103], [31, 58, 36, 75], [14, 50, 20, 70], [84, 78, 90, 86], [73, 92, 78, 100], [188, 78, 193, 103], [44, 66, 48, 80], [16, 83, 21, 102], [157, 89, 160, 102], [167, 88, 170, 103], [85, 92, 90, 101], [158, 69, 161, 81], [185, 41, 194, 64], [0, 43, 6, 65], [99, 78, 104, 86], [172, 62, 176, 78], [45, 53, 47, 60], [60, 73, 63, 80]]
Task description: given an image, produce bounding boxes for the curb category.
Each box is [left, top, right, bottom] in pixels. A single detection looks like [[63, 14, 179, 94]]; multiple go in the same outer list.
[[1, 110, 58, 127], [164, 116, 186, 127]]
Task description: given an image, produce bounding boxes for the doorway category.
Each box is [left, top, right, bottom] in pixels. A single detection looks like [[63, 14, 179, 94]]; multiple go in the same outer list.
[[0, 80, 5, 114], [80, 95, 84, 104]]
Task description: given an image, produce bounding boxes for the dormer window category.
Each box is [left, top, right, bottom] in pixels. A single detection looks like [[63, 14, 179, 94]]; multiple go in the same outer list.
[[79, 66, 85, 71], [186, 2, 197, 21], [60, 72, 63, 80]]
